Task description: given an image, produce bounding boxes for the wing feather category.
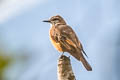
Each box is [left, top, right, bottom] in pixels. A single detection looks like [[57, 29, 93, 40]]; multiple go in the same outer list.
[[55, 25, 88, 57]]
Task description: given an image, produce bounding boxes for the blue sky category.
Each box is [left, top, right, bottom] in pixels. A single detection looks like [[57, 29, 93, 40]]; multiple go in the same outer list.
[[0, 0, 120, 80]]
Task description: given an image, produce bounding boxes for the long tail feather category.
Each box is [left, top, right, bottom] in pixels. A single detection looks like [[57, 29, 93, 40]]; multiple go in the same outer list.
[[69, 51, 92, 71], [80, 56, 92, 71]]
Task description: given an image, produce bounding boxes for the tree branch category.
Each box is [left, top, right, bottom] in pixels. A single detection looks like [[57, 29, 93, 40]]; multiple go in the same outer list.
[[57, 55, 76, 80]]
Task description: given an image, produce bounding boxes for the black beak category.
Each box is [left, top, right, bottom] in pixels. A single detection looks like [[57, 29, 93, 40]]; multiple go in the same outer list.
[[42, 20, 51, 23]]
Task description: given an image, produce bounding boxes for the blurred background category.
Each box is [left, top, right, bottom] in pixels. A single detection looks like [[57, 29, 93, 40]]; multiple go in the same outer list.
[[0, 0, 120, 80]]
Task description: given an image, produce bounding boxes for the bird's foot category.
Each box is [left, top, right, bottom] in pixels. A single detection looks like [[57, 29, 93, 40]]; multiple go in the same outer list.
[[61, 52, 64, 56], [68, 56, 70, 59]]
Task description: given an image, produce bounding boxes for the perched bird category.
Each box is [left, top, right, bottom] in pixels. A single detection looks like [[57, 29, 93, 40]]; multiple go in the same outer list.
[[43, 15, 92, 71]]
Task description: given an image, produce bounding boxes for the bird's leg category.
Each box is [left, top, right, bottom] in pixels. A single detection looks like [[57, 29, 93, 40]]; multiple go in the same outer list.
[[61, 52, 64, 55], [68, 56, 70, 59]]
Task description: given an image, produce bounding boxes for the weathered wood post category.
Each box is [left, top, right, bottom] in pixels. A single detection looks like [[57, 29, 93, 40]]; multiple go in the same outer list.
[[57, 55, 76, 80]]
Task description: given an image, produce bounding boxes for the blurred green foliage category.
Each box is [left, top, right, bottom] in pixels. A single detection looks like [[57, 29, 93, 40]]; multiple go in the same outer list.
[[0, 52, 11, 80]]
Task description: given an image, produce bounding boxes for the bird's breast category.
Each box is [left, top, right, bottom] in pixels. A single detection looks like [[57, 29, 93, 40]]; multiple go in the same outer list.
[[49, 27, 63, 52]]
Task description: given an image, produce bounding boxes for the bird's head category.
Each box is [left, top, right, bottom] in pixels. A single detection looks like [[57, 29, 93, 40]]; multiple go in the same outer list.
[[43, 15, 66, 25]]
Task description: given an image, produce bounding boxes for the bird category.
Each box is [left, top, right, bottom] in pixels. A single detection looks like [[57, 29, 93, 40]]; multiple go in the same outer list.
[[43, 15, 92, 71]]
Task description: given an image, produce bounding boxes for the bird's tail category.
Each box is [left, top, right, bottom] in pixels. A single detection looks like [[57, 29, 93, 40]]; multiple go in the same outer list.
[[69, 51, 92, 71], [80, 56, 92, 71]]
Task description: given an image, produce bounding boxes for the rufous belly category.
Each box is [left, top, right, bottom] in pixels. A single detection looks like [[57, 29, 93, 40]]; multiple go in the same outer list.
[[49, 28, 63, 52]]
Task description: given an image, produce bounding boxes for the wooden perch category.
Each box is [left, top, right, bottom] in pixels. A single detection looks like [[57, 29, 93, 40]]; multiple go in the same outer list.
[[57, 55, 76, 80]]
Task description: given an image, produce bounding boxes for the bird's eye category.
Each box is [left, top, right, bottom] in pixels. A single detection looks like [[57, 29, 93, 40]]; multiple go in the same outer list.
[[53, 19, 59, 21]]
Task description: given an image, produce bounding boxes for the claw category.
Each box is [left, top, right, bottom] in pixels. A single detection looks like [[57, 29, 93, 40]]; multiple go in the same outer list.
[[61, 52, 64, 55]]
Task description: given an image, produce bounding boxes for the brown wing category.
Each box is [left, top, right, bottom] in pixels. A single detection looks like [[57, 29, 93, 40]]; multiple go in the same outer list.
[[52, 25, 87, 56], [61, 25, 88, 57], [56, 25, 82, 51]]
